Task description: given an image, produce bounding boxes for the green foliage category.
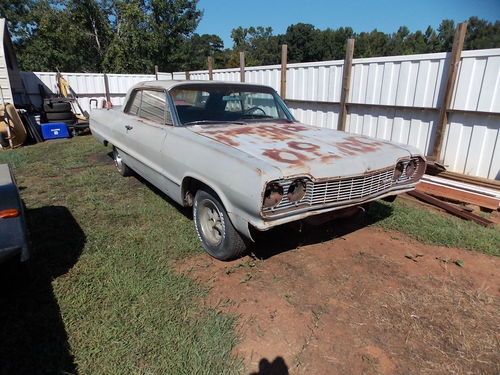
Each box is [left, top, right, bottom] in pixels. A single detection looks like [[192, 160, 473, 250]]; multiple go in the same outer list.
[[1, 1, 499, 73], [220, 18, 499, 67]]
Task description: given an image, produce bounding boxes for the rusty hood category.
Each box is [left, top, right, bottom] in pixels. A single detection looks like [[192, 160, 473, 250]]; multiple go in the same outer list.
[[189, 121, 415, 179]]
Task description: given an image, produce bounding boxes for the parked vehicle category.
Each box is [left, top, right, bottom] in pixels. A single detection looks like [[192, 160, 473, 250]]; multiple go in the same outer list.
[[0, 164, 29, 263], [90, 81, 426, 260]]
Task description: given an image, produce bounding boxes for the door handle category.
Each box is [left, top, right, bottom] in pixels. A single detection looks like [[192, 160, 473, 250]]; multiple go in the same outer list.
[[125, 125, 133, 130]]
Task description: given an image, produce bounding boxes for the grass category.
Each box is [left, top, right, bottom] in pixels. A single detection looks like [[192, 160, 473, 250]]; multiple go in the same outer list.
[[0, 136, 498, 373], [367, 199, 500, 256], [0, 137, 241, 374]]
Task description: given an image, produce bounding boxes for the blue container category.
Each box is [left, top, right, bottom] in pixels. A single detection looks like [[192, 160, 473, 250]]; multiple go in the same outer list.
[[40, 122, 70, 140]]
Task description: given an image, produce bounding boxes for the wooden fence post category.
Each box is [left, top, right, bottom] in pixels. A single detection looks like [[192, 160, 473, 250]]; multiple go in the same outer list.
[[154, 65, 158, 80], [103, 73, 111, 108], [431, 21, 467, 161], [280, 44, 288, 99], [337, 38, 354, 131], [240, 52, 245, 82], [208, 56, 214, 80], [185, 71, 190, 80]]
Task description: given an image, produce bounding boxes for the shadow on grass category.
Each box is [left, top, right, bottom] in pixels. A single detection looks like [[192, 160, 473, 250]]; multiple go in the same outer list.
[[0, 206, 85, 375], [250, 201, 394, 260], [106, 151, 193, 220]]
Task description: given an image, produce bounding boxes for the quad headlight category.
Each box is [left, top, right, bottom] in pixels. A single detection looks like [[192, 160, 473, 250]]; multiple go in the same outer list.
[[393, 157, 425, 183], [263, 177, 310, 209], [263, 182, 284, 208], [287, 178, 307, 202]]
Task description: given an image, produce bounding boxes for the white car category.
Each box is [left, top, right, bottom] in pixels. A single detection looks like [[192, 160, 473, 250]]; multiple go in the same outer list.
[[90, 81, 425, 260]]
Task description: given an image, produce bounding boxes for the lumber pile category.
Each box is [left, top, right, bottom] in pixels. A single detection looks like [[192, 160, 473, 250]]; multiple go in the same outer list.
[[409, 174, 499, 227]]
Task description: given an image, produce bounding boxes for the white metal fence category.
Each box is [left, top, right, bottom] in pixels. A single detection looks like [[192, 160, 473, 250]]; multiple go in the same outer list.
[[20, 71, 155, 113], [21, 48, 500, 180]]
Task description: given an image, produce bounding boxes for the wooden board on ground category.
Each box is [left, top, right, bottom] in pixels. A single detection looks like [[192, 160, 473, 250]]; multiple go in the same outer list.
[[408, 191, 494, 227], [416, 181, 500, 211]]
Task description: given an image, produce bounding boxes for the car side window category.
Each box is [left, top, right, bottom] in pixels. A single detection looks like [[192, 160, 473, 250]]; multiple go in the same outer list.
[[126, 90, 142, 115], [139, 90, 172, 125]]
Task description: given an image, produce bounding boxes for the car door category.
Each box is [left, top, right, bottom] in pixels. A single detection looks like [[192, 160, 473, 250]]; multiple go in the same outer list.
[[120, 88, 176, 194]]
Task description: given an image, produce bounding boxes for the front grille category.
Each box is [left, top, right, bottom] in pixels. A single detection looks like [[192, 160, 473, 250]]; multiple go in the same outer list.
[[263, 167, 395, 215]]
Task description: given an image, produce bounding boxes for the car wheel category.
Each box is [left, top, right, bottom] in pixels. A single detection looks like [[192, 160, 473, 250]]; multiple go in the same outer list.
[[193, 189, 247, 260], [112, 147, 131, 176]]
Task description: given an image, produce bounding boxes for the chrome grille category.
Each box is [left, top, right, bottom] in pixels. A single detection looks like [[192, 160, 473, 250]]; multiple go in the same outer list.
[[263, 167, 395, 215]]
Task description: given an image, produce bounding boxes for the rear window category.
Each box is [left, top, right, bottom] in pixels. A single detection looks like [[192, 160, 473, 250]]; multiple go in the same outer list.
[[126, 89, 172, 124], [139, 90, 166, 123], [126, 91, 142, 115]]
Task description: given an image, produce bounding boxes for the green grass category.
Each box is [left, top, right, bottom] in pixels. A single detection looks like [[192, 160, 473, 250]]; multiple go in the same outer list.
[[367, 198, 500, 257], [0, 137, 241, 374], [0, 136, 498, 374]]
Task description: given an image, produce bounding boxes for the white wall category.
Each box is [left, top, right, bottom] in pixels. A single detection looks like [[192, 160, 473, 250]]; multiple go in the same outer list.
[[21, 72, 155, 113]]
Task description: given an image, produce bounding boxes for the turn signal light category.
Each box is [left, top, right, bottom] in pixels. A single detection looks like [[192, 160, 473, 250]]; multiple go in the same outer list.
[[0, 209, 20, 219]]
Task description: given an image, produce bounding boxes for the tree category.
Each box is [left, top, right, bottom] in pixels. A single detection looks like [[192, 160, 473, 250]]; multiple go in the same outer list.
[[2, 3, 499, 73], [228, 26, 280, 66], [284, 23, 325, 63], [173, 33, 225, 71], [437, 19, 455, 51]]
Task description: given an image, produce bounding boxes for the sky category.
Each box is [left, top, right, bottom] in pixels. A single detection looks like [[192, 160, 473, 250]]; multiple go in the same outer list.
[[196, 0, 500, 48]]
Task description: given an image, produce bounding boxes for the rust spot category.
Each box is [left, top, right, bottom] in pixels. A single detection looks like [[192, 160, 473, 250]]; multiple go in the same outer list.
[[200, 122, 310, 143], [288, 141, 320, 152], [280, 124, 310, 132], [335, 136, 384, 155], [320, 153, 342, 163], [262, 149, 310, 164], [213, 134, 240, 147]]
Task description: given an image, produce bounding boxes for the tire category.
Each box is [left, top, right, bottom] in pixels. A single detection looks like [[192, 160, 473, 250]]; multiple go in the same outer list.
[[193, 190, 247, 260], [112, 147, 131, 176], [43, 101, 72, 113], [45, 112, 74, 121]]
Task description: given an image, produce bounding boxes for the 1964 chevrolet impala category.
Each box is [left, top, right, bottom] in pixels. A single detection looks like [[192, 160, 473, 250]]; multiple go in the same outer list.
[[90, 81, 425, 260]]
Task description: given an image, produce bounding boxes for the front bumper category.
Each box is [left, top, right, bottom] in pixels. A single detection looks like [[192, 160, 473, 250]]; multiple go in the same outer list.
[[250, 184, 415, 231]]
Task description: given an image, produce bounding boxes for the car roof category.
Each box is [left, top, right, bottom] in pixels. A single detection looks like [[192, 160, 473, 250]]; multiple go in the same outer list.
[[132, 80, 275, 92]]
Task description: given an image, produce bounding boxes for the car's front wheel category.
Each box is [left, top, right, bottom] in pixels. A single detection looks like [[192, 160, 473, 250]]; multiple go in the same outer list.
[[193, 190, 247, 260]]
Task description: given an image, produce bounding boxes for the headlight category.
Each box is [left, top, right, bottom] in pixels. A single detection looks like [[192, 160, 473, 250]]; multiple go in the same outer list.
[[263, 182, 284, 208], [393, 161, 404, 181], [393, 157, 425, 183], [287, 179, 307, 202], [406, 159, 418, 177]]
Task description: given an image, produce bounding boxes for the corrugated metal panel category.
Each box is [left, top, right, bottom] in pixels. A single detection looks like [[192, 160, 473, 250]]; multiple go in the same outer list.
[[21, 72, 155, 111]]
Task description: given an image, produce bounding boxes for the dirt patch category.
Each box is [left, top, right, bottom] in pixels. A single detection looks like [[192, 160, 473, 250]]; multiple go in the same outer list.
[[177, 227, 499, 375]]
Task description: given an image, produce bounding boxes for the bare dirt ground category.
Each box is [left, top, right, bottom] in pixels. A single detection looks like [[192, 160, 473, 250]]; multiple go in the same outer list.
[[177, 223, 500, 375]]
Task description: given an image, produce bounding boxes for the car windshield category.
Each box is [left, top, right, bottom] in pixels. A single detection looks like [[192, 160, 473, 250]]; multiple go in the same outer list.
[[170, 86, 292, 125]]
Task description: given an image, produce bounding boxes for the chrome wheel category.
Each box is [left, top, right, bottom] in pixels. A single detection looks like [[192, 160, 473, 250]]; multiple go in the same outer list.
[[113, 148, 124, 173], [198, 199, 224, 246]]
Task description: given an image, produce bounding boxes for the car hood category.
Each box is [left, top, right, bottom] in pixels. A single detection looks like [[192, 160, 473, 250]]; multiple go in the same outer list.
[[189, 121, 416, 179]]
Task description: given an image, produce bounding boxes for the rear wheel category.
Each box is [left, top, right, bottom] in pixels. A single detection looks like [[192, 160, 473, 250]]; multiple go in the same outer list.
[[193, 190, 247, 260], [112, 147, 131, 176]]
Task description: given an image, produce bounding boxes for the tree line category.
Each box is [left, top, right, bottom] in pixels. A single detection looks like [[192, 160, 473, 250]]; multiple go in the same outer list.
[[1, 1, 499, 74]]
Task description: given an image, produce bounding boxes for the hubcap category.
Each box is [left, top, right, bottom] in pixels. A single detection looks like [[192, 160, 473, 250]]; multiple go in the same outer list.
[[114, 149, 123, 172], [199, 199, 224, 246]]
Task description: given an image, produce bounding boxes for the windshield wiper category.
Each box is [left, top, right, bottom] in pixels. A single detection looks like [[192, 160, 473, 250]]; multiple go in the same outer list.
[[183, 120, 247, 126]]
